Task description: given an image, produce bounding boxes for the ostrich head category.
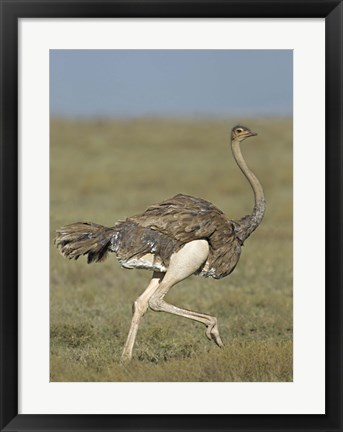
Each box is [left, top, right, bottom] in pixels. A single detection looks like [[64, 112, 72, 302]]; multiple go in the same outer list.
[[231, 125, 257, 142]]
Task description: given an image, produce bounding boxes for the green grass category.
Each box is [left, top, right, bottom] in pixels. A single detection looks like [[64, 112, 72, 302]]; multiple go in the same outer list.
[[50, 118, 293, 382]]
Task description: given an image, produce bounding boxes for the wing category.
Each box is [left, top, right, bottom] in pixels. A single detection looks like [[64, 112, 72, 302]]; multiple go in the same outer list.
[[128, 194, 235, 246]]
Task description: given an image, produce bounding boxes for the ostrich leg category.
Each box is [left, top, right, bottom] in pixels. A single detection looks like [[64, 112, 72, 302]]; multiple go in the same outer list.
[[148, 240, 224, 347], [121, 271, 164, 362]]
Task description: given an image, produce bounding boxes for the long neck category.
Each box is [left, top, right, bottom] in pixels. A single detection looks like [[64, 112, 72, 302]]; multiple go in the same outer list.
[[231, 138, 266, 240]]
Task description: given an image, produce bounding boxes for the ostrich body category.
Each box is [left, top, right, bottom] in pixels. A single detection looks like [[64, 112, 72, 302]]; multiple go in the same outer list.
[[55, 125, 266, 361]]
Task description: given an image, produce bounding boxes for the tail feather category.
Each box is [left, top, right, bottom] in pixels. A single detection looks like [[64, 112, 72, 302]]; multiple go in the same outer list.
[[55, 222, 114, 263]]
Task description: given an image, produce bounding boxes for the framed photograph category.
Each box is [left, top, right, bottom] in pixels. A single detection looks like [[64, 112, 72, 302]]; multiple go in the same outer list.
[[1, 1, 342, 431]]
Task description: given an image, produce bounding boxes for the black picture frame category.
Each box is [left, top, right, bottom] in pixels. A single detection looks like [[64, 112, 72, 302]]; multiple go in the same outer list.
[[1, 1, 342, 431]]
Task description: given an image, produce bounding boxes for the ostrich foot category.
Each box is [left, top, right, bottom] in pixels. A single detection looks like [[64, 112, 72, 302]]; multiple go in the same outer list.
[[206, 320, 224, 347], [120, 348, 133, 362]]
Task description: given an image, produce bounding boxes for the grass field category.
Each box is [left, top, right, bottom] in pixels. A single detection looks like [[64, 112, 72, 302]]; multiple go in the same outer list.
[[50, 118, 293, 382]]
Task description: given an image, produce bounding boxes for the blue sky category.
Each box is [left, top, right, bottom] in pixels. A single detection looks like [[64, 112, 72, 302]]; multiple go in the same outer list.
[[50, 50, 292, 118]]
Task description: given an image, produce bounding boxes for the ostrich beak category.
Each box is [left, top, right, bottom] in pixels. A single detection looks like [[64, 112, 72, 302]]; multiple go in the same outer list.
[[248, 131, 258, 137]]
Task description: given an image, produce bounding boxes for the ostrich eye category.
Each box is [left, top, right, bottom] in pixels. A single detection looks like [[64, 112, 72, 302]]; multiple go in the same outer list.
[[236, 128, 243, 133]]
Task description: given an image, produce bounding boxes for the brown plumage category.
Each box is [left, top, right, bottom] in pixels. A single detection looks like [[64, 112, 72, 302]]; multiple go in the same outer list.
[[55, 125, 266, 361], [56, 194, 243, 279]]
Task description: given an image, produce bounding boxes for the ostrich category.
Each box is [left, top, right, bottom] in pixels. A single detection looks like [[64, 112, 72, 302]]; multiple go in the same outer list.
[[55, 125, 266, 361]]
